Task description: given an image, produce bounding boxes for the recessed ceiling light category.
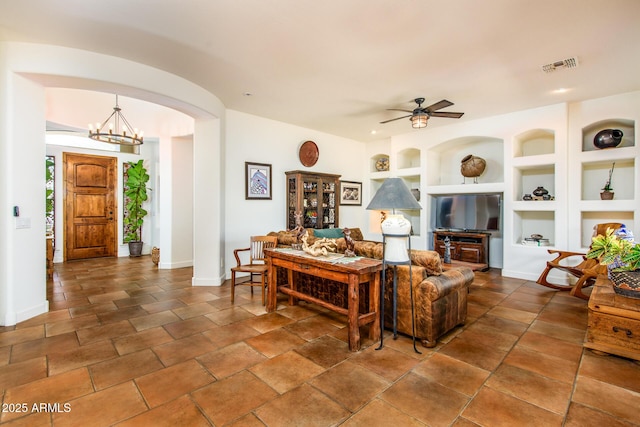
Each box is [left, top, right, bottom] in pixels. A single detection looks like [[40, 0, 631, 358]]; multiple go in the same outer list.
[[242, 92, 253, 97], [552, 88, 570, 94], [370, 130, 377, 135]]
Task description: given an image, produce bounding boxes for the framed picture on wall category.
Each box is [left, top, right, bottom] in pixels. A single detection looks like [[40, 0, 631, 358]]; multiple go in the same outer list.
[[245, 162, 272, 200], [340, 181, 362, 206]]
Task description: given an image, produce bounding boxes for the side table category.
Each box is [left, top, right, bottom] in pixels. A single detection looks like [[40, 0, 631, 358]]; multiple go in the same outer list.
[[585, 275, 640, 361]]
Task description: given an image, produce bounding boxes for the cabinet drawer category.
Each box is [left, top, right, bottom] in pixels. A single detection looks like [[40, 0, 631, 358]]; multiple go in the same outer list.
[[587, 311, 640, 352], [459, 246, 483, 263]]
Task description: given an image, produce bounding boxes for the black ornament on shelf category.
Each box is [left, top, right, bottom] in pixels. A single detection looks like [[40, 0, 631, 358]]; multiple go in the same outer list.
[[594, 129, 623, 149]]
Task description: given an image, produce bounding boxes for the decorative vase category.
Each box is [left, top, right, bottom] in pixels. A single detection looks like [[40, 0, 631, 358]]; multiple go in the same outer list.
[[532, 186, 548, 197], [460, 155, 486, 178], [609, 270, 640, 299], [151, 247, 160, 265], [594, 129, 623, 149], [600, 190, 614, 200]]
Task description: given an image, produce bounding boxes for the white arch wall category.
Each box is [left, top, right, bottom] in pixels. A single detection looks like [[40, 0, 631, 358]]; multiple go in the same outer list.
[[0, 42, 226, 325]]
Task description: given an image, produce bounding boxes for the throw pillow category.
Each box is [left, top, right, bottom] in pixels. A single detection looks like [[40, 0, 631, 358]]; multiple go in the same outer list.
[[313, 228, 344, 239]]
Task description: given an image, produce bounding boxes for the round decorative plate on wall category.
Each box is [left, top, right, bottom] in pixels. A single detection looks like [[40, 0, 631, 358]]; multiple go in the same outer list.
[[299, 140, 319, 167]]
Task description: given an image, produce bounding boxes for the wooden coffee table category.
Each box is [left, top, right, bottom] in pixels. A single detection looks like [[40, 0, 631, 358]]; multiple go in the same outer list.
[[265, 248, 382, 351]]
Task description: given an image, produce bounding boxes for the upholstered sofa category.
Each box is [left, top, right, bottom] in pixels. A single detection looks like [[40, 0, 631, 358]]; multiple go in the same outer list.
[[267, 228, 474, 347]]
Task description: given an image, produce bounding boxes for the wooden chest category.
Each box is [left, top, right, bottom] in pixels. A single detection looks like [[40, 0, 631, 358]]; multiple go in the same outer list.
[[585, 276, 640, 361]]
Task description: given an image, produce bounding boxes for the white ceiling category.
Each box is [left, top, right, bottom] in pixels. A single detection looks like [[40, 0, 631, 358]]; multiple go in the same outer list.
[[1, 0, 639, 142]]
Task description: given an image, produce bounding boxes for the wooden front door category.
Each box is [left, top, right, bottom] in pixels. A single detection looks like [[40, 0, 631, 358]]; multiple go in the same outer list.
[[64, 153, 117, 260]]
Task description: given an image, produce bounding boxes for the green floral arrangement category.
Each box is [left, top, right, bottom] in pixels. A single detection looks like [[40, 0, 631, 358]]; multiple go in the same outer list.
[[586, 227, 640, 272]]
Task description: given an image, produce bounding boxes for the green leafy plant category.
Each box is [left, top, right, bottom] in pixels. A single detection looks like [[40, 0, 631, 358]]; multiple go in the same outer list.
[[586, 227, 640, 272], [45, 156, 55, 233], [123, 160, 150, 243], [602, 162, 615, 192]]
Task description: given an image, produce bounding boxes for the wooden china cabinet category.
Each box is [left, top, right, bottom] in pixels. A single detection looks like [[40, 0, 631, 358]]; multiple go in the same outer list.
[[286, 171, 341, 229]]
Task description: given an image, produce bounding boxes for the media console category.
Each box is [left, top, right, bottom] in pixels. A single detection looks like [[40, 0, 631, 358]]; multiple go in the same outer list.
[[433, 230, 491, 271]]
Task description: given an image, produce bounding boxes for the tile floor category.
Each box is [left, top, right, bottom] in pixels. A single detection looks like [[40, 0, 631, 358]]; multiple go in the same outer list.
[[1, 256, 639, 426]]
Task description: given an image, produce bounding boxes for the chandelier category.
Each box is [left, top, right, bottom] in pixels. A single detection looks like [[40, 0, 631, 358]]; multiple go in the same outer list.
[[88, 95, 143, 145]]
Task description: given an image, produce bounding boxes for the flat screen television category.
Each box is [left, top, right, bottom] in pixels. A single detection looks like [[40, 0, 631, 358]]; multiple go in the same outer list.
[[434, 193, 501, 232]]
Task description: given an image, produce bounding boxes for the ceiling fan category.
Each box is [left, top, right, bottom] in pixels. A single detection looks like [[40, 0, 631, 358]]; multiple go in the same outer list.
[[380, 97, 464, 128]]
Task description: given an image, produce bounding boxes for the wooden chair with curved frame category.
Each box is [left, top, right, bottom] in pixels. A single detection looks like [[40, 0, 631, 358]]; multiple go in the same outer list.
[[231, 235, 279, 305], [536, 222, 623, 300]]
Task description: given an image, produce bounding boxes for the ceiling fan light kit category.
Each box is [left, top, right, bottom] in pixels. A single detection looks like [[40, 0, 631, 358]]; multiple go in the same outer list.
[[381, 97, 464, 129]]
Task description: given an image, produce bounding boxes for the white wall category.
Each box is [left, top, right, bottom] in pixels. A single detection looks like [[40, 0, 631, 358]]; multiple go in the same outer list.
[[223, 110, 367, 279]]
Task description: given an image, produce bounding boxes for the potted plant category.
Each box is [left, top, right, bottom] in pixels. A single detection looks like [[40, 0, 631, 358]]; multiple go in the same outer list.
[[124, 159, 150, 257], [586, 226, 640, 299], [600, 162, 615, 200]]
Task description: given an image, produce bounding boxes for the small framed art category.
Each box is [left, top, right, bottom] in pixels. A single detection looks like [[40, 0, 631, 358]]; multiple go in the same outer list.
[[340, 181, 362, 206], [245, 162, 272, 200]]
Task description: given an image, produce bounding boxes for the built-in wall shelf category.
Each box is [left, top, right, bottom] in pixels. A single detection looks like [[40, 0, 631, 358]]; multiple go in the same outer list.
[[427, 183, 505, 195]]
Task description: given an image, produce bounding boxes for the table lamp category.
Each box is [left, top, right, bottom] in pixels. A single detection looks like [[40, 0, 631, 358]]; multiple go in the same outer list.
[[366, 178, 422, 263]]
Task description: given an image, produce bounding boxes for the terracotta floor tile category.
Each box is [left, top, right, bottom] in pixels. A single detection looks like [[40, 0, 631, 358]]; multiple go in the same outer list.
[[517, 330, 584, 363], [284, 315, 341, 341], [140, 299, 187, 313], [294, 335, 351, 368], [115, 395, 210, 427], [9, 332, 79, 363], [75, 319, 136, 345], [239, 312, 296, 333], [250, 350, 325, 394], [485, 364, 573, 414], [89, 348, 164, 390], [255, 383, 350, 426], [136, 359, 215, 407], [44, 315, 100, 337], [487, 305, 539, 324], [579, 351, 640, 394], [439, 336, 508, 371], [572, 375, 640, 425], [48, 340, 118, 376], [201, 322, 260, 348], [528, 319, 586, 344], [341, 399, 425, 427], [470, 313, 529, 337], [69, 302, 118, 318], [87, 290, 131, 304], [0, 356, 47, 392], [502, 345, 579, 384], [350, 345, 420, 381], [152, 333, 217, 366], [96, 305, 148, 323], [192, 370, 278, 426], [113, 294, 158, 308], [462, 387, 563, 427], [564, 402, 639, 427], [412, 353, 490, 397], [205, 306, 255, 325], [172, 302, 218, 320], [0, 344, 9, 366], [52, 381, 147, 427], [112, 326, 174, 355], [381, 372, 470, 426], [455, 323, 520, 352], [163, 315, 217, 339], [309, 360, 389, 411], [0, 325, 44, 347], [129, 310, 181, 331], [197, 341, 266, 379], [1, 368, 93, 423], [277, 303, 324, 321], [244, 327, 307, 358]]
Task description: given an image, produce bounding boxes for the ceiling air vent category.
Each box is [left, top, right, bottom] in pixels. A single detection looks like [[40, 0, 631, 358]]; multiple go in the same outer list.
[[542, 57, 579, 73]]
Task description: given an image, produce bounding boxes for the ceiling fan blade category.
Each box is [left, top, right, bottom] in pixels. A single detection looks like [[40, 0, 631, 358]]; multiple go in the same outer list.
[[424, 99, 454, 112], [430, 111, 465, 119], [386, 108, 413, 113], [380, 114, 412, 124]]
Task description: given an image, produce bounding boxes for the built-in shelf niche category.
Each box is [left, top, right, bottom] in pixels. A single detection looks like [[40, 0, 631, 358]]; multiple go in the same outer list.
[[370, 153, 390, 173], [581, 158, 634, 200], [513, 211, 555, 246], [514, 164, 555, 201], [582, 119, 635, 152], [581, 211, 634, 248], [427, 136, 504, 187], [514, 129, 555, 157], [397, 148, 420, 170]]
